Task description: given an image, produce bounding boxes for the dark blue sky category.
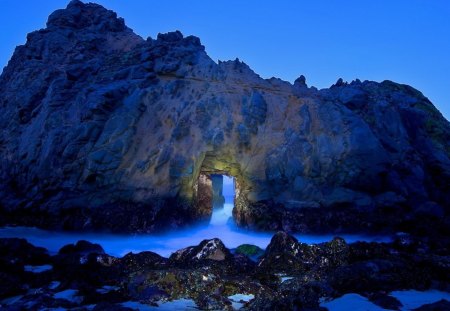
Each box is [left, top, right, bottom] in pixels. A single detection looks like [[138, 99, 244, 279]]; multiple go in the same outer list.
[[1, 0, 449, 120]]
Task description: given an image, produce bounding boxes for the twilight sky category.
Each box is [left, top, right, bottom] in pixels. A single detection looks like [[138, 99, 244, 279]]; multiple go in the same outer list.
[[1, 0, 449, 120]]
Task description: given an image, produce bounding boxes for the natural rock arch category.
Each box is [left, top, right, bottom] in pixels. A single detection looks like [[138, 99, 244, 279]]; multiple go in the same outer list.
[[0, 1, 448, 233]]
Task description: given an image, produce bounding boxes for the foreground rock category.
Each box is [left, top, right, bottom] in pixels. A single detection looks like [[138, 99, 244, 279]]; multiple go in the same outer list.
[[258, 232, 349, 274], [0, 238, 52, 299], [0, 0, 449, 234], [0, 232, 448, 310]]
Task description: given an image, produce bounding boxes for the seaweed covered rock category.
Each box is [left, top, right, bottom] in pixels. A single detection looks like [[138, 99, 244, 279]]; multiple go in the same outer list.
[[234, 244, 265, 261]]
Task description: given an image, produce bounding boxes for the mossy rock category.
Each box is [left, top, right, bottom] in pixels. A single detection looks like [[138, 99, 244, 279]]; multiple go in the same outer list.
[[235, 244, 264, 259]]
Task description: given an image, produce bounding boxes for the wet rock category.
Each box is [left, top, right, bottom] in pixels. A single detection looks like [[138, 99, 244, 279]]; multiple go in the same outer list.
[[257, 231, 311, 273], [126, 282, 169, 305], [232, 253, 257, 274], [234, 244, 264, 261], [52, 241, 120, 293], [196, 293, 233, 310], [0, 234, 448, 311], [328, 258, 432, 295], [0, 238, 52, 298], [368, 292, 403, 310], [118, 251, 168, 273], [349, 241, 393, 262], [258, 232, 349, 276], [317, 237, 350, 268], [4, 291, 80, 310], [248, 292, 328, 311], [169, 238, 233, 267], [0, 238, 50, 266], [0, 272, 24, 299], [58, 240, 105, 256]]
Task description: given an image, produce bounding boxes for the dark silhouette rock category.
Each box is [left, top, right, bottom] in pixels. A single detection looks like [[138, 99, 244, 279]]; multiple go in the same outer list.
[[258, 232, 350, 274], [58, 240, 105, 256], [257, 231, 314, 273], [0, 1, 448, 234], [368, 292, 403, 310], [0, 238, 50, 266], [413, 299, 450, 311], [119, 251, 168, 273]]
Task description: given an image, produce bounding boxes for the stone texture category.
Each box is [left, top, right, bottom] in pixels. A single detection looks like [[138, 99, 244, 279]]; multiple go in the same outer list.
[[0, 234, 449, 310], [0, 0, 449, 233]]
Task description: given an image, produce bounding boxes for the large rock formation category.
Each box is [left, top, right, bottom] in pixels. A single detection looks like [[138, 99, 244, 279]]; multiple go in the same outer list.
[[0, 0, 449, 233]]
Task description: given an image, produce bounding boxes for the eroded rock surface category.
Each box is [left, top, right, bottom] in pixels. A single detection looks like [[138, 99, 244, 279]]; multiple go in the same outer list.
[[0, 0, 449, 233]]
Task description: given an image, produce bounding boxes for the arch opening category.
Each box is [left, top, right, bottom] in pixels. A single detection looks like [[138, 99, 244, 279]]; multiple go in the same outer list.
[[192, 152, 247, 225], [194, 172, 238, 224], [209, 175, 235, 226]]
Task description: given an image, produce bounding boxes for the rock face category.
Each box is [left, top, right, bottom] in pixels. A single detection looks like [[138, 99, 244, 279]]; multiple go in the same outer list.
[[0, 0, 449, 233]]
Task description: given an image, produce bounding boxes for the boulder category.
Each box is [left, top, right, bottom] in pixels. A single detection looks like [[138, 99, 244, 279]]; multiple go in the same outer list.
[[58, 240, 105, 256], [169, 238, 233, 266], [0, 238, 50, 266], [257, 231, 311, 273], [234, 244, 265, 261]]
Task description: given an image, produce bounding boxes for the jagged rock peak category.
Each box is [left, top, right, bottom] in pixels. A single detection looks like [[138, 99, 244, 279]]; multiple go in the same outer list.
[[331, 77, 347, 88], [156, 30, 183, 42], [294, 74, 307, 87], [47, 0, 126, 32], [150, 30, 203, 50]]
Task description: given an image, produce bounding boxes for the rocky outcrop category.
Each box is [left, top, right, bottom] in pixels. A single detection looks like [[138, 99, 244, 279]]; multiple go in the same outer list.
[[0, 0, 449, 233], [258, 232, 349, 274], [1, 233, 448, 310]]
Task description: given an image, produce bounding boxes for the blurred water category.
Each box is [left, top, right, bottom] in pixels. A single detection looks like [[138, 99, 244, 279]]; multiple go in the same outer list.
[[209, 201, 234, 227], [0, 219, 389, 258], [0, 176, 390, 257]]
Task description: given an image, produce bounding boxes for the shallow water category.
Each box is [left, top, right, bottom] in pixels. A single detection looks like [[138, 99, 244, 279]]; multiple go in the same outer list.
[[320, 290, 450, 311], [0, 198, 389, 258]]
